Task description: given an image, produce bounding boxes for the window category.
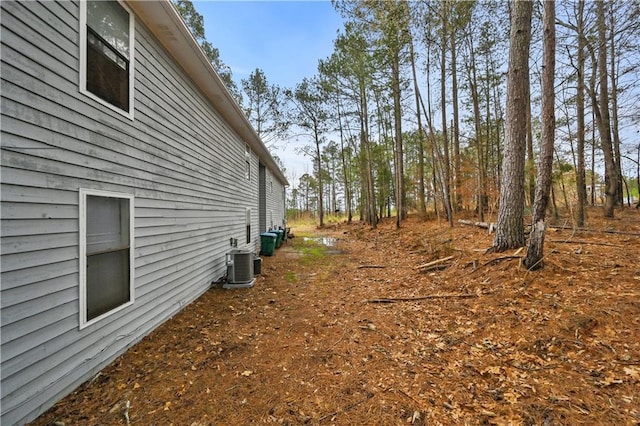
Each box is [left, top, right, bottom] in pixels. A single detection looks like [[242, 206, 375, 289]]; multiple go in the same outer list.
[[80, 0, 134, 118], [79, 189, 134, 328], [245, 145, 251, 180], [246, 208, 251, 244]]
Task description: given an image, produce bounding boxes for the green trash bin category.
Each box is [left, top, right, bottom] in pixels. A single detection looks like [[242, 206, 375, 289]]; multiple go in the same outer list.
[[260, 232, 277, 256], [274, 229, 284, 248]]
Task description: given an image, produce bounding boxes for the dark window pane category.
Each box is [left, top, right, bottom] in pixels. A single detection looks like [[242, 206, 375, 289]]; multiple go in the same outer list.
[[86, 249, 130, 320], [87, 30, 129, 111], [85, 194, 131, 322]]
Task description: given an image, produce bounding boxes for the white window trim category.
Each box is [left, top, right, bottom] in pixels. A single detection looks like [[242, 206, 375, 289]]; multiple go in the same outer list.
[[79, 188, 135, 329], [79, 0, 135, 120], [245, 145, 251, 181], [245, 207, 252, 244]]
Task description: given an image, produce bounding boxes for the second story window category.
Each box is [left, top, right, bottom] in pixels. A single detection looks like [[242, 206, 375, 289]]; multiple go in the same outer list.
[[81, 1, 134, 118], [245, 145, 251, 180]]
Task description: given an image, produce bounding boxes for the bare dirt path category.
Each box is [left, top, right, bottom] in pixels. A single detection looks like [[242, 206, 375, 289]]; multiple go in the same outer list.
[[32, 208, 640, 425]]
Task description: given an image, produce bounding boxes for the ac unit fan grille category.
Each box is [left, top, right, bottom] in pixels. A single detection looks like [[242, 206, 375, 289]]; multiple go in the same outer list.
[[230, 251, 253, 283]]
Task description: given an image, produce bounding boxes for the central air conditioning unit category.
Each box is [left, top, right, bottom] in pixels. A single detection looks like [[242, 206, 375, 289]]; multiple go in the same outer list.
[[223, 250, 256, 289]]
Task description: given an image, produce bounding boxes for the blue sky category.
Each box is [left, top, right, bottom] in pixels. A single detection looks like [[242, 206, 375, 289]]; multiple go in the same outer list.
[[196, 1, 344, 180], [197, 1, 343, 89]]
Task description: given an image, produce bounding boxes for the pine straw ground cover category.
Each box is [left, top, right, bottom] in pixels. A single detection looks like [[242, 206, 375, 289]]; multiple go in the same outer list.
[[33, 208, 640, 426]]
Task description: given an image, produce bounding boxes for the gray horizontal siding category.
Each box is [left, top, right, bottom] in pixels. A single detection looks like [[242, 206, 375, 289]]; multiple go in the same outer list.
[[1, 246, 78, 274], [2, 1, 78, 76], [2, 270, 208, 422], [265, 168, 286, 229], [1, 260, 78, 293], [1, 1, 268, 424], [0, 218, 78, 237], [1, 274, 75, 308], [0, 184, 78, 204]]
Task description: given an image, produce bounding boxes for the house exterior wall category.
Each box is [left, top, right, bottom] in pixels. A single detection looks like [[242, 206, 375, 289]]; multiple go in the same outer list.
[[258, 162, 268, 233], [0, 1, 286, 424], [266, 168, 286, 230]]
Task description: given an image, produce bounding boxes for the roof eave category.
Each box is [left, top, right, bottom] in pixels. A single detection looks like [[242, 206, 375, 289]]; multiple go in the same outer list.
[[125, 0, 289, 186]]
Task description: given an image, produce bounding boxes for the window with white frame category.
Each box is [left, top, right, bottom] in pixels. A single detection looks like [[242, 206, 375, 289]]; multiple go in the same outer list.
[[245, 145, 251, 180], [80, 0, 135, 118], [79, 189, 134, 327], [246, 208, 251, 244]]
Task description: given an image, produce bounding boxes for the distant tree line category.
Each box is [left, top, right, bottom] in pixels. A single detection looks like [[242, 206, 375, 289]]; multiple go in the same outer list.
[[174, 0, 640, 240]]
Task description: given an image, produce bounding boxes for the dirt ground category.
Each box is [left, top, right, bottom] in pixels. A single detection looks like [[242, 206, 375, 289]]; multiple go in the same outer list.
[[32, 207, 640, 425]]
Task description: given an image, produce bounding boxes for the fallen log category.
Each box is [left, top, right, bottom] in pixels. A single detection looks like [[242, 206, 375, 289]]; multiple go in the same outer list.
[[458, 219, 495, 233], [415, 255, 454, 270], [365, 293, 479, 303]]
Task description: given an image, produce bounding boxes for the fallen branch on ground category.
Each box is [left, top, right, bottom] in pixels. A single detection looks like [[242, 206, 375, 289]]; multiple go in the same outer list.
[[415, 255, 454, 270], [548, 239, 622, 247], [482, 256, 522, 266], [458, 219, 496, 233], [545, 225, 640, 236], [357, 265, 387, 269], [421, 264, 450, 272], [365, 293, 480, 303]]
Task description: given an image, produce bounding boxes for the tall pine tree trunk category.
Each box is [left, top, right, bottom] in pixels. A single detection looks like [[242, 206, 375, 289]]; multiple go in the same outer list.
[[440, 2, 453, 226], [526, 82, 535, 208], [609, 10, 623, 206], [410, 35, 427, 218], [575, 0, 587, 226], [336, 96, 352, 222], [595, 0, 617, 217], [361, 80, 377, 228], [524, 0, 555, 269], [315, 124, 324, 227], [451, 27, 462, 211], [491, 0, 533, 252], [392, 51, 405, 228], [467, 35, 486, 222]]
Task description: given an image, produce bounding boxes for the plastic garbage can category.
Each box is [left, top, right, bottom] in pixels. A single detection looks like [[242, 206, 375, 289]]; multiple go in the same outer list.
[[274, 229, 284, 248], [260, 232, 277, 256]]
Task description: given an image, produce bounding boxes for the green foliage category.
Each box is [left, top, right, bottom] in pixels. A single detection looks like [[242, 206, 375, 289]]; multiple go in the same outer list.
[[284, 271, 297, 283], [241, 68, 289, 150], [171, 0, 241, 103], [296, 238, 327, 264]]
